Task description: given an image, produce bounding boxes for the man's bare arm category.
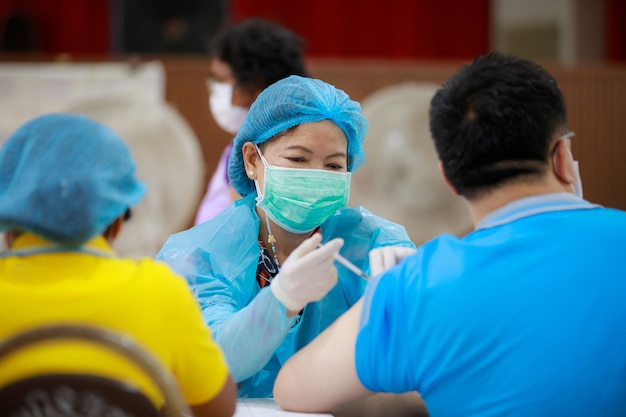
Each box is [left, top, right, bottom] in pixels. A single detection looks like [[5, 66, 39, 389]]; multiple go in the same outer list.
[[274, 299, 428, 416], [190, 374, 237, 417], [274, 299, 371, 412]]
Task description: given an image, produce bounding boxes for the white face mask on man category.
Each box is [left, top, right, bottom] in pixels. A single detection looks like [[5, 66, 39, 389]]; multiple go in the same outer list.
[[571, 157, 583, 199], [207, 80, 249, 135], [557, 131, 583, 199]]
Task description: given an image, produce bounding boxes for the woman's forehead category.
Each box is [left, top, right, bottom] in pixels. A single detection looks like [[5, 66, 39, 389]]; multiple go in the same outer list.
[[209, 58, 236, 83], [265, 120, 348, 153]]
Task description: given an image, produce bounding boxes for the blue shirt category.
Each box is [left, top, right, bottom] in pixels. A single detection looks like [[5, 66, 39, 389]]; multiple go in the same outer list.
[[356, 193, 626, 417]]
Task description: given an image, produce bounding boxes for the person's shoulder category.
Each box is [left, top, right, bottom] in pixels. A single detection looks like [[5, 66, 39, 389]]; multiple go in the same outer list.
[[102, 257, 190, 301], [202, 193, 257, 223], [397, 234, 464, 282], [332, 205, 404, 227], [133, 257, 186, 281], [322, 205, 414, 248], [162, 194, 258, 247], [131, 257, 198, 297], [592, 206, 626, 220], [573, 205, 626, 240], [338, 205, 378, 217]]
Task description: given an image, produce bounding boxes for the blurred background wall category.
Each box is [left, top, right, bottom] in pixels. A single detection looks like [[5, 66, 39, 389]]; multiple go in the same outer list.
[[0, 0, 625, 251]]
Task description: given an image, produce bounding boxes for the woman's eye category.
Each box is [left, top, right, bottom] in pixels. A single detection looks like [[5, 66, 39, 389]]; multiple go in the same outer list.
[[327, 163, 344, 170], [287, 157, 306, 163]]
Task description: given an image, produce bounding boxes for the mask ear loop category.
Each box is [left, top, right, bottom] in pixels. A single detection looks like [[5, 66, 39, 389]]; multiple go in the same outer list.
[[253, 144, 281, 268], [264, 213, 281, 270], [254, 144, 270, 167], [253, 144, 269, 198], [561, 132, 582, 198]]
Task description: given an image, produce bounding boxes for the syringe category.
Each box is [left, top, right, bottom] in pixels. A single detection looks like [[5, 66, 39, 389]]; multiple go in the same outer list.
[[332, 252, 371, 281]]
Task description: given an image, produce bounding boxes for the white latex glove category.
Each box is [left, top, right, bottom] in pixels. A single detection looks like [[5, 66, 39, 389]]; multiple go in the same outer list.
[[271, 233, 344, 312], [369, 246, 417, 276]]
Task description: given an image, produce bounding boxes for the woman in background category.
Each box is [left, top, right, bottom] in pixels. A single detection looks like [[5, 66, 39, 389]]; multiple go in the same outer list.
[[196, 18, 308, 223]]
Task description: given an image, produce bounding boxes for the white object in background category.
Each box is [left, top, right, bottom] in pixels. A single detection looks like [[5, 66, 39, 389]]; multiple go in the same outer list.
[[0, 61, 188, 258], [0, 61, 165, 147], [234, 398, 332, 417], [64, 95, 204, 258], [351, 82, 473, 245]]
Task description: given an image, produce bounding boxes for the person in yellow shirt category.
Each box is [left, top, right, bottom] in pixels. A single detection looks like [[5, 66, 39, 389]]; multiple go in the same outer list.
[[0, 113, 236, 417]]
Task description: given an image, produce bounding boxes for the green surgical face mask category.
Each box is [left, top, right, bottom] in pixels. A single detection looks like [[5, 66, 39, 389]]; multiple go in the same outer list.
[[254, 145, 351, 234]]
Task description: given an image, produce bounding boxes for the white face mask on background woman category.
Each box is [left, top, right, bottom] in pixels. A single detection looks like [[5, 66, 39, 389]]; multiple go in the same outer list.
[[207, 80, 248, 135]]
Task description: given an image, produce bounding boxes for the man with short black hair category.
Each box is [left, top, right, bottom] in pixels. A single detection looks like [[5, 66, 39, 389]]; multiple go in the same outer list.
[[274, 52, 626, 417]]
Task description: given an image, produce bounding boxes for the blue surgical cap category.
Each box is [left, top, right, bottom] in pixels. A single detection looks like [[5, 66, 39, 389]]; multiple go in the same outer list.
[[228, 75, 368, 196], [0, 113, 146, 246]]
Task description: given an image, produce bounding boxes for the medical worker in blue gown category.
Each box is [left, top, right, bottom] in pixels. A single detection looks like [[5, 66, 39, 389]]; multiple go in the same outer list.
[[157, 75, 416, 398]]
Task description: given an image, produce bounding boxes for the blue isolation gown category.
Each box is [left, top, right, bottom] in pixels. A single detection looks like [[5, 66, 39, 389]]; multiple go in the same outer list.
[[157, 193, 415, 397]]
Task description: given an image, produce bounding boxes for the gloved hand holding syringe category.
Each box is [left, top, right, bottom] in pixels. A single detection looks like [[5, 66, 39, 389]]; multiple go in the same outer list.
[[332, 245, 416, 280], [270, 234, 369, 314]]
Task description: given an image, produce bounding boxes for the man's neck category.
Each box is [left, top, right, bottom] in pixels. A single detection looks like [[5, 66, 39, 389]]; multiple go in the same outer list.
[[466, 179, 573, 227]]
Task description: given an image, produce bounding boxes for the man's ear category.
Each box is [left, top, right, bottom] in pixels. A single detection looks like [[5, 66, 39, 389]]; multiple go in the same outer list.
[[4, 230, 21, 249], [103, 215, 125, 243], [551, 139, 576, 187], [438, 161, 460, 195]]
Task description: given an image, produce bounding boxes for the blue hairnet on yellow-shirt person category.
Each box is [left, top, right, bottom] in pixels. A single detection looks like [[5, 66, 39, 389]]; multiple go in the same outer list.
[[156, 75, 416, 398]]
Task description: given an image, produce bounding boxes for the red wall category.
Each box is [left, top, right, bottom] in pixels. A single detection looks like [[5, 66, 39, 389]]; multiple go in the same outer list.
[[0, 0, 109, 54], [1, 0, 624, 62], [230, 0, 490, 60], [606, 0, 626, 63]]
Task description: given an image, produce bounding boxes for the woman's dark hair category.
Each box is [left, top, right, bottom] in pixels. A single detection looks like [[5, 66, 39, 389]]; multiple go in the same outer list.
[[209, 18, 308, 90]]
